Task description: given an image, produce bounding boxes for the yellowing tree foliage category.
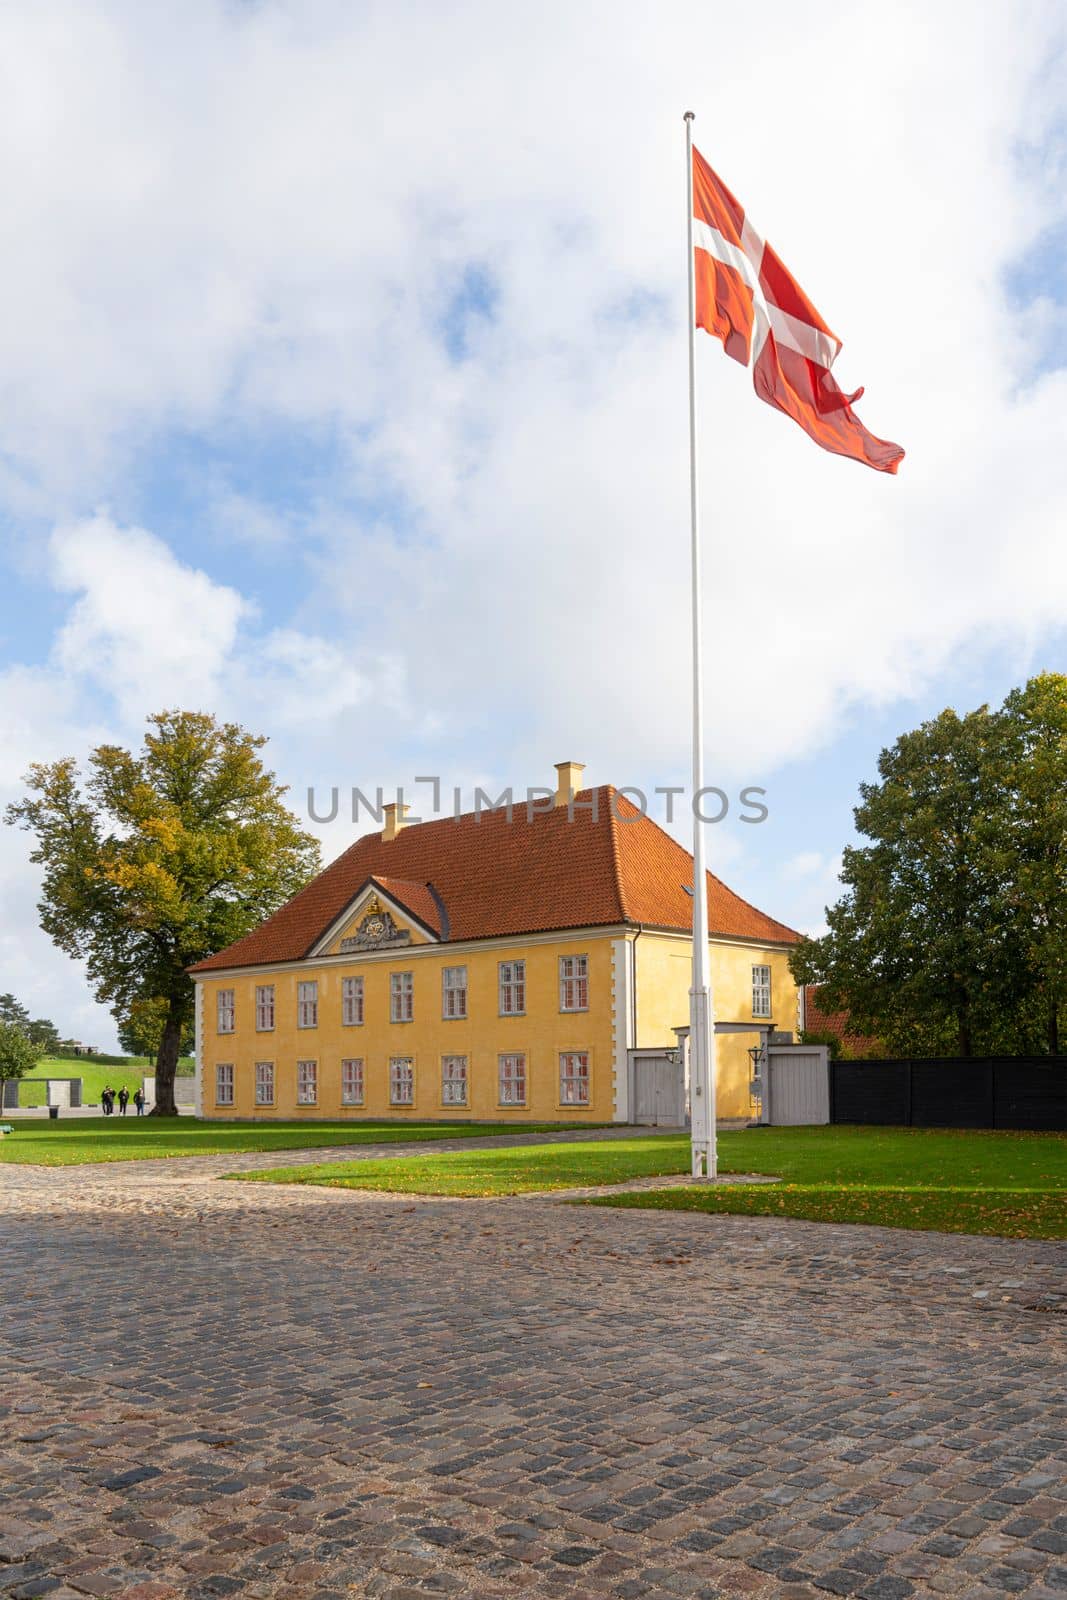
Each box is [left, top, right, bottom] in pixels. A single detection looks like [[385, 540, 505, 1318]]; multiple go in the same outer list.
[[6, 711, 321, 1113]]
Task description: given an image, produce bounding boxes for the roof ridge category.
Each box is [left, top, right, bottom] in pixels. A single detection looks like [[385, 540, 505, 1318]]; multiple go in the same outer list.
[[602, 784, 630, 924]]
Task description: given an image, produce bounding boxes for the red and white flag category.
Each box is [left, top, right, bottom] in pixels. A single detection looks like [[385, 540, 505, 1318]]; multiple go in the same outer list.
[[692, 146, 904, 473]]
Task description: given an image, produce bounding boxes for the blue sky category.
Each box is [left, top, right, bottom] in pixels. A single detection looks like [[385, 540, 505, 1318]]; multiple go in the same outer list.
[[0, 0, 1064, 1046]]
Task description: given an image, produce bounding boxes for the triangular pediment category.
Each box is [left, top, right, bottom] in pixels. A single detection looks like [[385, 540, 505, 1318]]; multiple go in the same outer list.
[[310, 878, 441, 957]]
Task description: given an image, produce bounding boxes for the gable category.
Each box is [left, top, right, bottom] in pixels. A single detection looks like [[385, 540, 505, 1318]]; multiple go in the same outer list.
[[313, 881, 441, 957]]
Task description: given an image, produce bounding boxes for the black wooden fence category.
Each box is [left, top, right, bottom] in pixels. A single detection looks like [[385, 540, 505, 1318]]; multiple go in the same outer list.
[[830, 1057, 1066, 1131]]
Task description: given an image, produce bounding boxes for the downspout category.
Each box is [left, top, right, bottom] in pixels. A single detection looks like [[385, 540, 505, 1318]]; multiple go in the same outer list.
[[630, 925, 642, 1049]]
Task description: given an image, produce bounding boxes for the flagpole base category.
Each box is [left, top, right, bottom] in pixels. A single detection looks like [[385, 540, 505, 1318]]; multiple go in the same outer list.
[[690, 1140, 717, 1180]]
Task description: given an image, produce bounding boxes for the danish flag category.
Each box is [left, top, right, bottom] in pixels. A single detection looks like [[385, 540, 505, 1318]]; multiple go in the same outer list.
[[692, 145, 904, 473]]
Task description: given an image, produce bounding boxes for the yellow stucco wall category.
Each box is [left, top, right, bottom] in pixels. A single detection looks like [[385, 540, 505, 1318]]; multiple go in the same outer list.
[[197, 926, 616, 1122], [634, 933, 799, 1119]]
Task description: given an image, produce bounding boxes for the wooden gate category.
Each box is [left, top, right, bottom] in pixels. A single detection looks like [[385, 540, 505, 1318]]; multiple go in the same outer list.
[[632, 1053, 686, 1126], [763, 1045, 830, 1125]]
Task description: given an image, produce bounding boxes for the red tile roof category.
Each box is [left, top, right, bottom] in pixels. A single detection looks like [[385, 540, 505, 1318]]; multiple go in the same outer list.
[[360, 877, 444, 939], [803, 986, 882, 1057], [190, 786, 799, 973]]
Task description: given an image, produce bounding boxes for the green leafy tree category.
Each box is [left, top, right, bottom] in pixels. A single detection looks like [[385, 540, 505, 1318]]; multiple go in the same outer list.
[[0, 996, 60, 1052], [987, 673, 1067, 1052], [26, 1017, 60, 1053], [0, 1019, 42, 1106], [117, 995, 194, 1060], [6, 710, 321, 1115], [0, 994, 30, 1029], [798, 1028, 843, 1060], [790, 702, 1024, 1057]]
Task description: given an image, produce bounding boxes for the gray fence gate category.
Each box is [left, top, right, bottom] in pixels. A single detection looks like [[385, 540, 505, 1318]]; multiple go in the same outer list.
[[632, 1053, 686, 1126], [761, 1045, 830, 1125]]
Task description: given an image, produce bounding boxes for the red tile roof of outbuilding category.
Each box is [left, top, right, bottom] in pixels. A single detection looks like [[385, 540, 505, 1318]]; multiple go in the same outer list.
[[190, 786, 799, 973], [803, 986, 882, 1056]]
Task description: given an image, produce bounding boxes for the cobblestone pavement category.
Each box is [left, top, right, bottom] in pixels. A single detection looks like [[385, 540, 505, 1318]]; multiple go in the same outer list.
[[1, 1148, 1066, 1600]]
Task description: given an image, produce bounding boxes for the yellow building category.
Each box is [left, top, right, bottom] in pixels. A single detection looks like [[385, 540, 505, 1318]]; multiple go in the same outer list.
[[190, 762, 800, 1124]]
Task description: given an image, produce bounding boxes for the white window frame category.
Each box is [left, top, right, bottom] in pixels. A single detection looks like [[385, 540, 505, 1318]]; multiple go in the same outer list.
[[441, 1055, 468, 1106], [215, 1062, 234, 1106], [254, 1061, 274, 1106], [297, 980, 318, 1029], [254, 984, 275, 1032], [442, 965, 468, 1020], [752, 964, 772, 1019], [296, 1059, 317, 1106], [559, 1050, 590, 1106], [390, 1056, 414, 1105], [342, 975, 364, 1027], [498, 960, 526, 1016], [216, 988, 235, 1034], [498, 1052, 526, 1107], [390, 971, 414, 1023], [559, 955, 589, 1013], [341, 1058, 364, 1106]]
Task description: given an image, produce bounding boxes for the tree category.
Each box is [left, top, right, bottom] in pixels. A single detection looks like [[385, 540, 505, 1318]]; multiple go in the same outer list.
[[0, 1019, 42, 1107], [6, 710, 321, 1114], [988, 674, 1067, 1053], [789, 688, 1058, 1057], [26, 1017, 60, 1053], [117, 995, 194, 1061], [0, 994, 30, 1029], [0, 996, 59, 1053]]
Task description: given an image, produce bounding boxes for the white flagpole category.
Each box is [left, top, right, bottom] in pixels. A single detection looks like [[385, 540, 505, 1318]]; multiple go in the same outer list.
[[684, 111, 717, 1180]]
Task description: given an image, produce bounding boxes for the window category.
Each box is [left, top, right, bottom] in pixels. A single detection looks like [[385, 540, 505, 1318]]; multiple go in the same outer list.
[[215, 1063, 234, 1106], [254, 1061, 274, 1105], [297, 1059, 317, 1105], [297, 980, 318, 1029], [752, 964, 772, 1019], [390, 971, 414, 1023], [255, 984, 275, 1031], [559, 955, 589, 1012], [442, 965, 468, 1019], [499, 960, 526, 1016], [342, 975, 364, 1027], [441, 1055, 468, 1105], [216, 988, 235, 1034], [559, 1051, 590, 1106], [498, 1052, 526, 1106], [341, 1058, 364, 1106], [390, 1056, 414, 1105]]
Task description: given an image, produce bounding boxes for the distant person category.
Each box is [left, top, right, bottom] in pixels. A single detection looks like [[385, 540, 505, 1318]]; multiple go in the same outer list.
[[134, 1087, 146, 1116], [118, 1086, 129, 1116], [101, 1086, 113, 1116]]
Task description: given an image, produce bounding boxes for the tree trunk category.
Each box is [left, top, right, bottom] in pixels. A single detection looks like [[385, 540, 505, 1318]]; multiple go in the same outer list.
[[957, 1005, 973, 1058], [1049, 1002, 1060, 1057], [150, 1001, 185, 1117]]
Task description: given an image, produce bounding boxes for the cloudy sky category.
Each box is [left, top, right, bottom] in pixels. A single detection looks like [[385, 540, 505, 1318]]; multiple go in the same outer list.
[[0, 0, 1064, 1046]]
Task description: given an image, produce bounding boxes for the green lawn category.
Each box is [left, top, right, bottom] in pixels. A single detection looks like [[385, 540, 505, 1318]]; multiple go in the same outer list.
[[0, 1118, 606, 1167], [240, 1134, 687, 1195], [10, 1056, 194, 1108], [240, 1126, 1067, 1239]]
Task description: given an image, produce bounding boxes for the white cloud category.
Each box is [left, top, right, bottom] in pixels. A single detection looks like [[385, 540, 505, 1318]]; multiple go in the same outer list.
[[0, 0, 1064, 1037], [51, 515, 248, 719], [0, 515, 397, 1045]]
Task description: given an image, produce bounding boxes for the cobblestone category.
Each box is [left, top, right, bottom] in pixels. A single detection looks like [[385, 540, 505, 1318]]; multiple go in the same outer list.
[[0, 1146, 1065, 1597]]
